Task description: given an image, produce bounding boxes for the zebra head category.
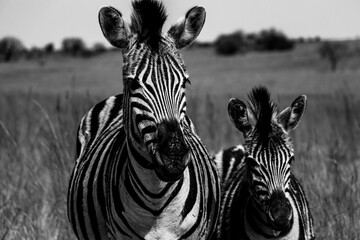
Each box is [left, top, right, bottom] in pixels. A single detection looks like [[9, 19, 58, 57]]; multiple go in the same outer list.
[[228, 87, 307, 231], [98, 0, 206, 181]]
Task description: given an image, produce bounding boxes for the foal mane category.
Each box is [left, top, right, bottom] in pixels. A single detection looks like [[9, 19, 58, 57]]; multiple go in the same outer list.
[[247, 86, 280, 145]]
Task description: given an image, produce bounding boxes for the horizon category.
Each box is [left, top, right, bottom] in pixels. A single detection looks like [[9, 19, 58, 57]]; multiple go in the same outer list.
[[0, 0, 359, 49]]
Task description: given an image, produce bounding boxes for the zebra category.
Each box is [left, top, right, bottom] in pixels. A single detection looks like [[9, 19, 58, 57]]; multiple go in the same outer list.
[[212, 86, 315, 240], [67, 0, 220, 239]]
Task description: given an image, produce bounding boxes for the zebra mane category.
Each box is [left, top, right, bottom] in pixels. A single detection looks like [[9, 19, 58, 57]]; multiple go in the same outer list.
[[130, 0, 167, 50], [247, 86, 279, 144]]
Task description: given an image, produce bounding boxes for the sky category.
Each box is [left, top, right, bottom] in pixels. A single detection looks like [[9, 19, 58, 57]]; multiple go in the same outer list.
[[0, 0, 359, 49]]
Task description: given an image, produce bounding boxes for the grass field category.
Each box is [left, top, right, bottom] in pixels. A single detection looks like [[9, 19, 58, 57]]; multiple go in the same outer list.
[[1, 42, 360, 239]]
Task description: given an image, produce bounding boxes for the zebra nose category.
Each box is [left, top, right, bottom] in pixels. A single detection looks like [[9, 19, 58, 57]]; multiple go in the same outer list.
[[153, 120, 190, 181], [157, 121, 189, 157], [268, 191, 292, 230]]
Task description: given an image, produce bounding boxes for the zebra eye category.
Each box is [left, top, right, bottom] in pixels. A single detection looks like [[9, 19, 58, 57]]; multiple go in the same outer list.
[[246, 157, 259, 168], [130, 79, 141, 91], [289, 156, 295, 164]]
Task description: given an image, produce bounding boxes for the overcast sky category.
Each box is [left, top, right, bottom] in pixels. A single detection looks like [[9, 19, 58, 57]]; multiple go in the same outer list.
[[0, 0, 359, 49]]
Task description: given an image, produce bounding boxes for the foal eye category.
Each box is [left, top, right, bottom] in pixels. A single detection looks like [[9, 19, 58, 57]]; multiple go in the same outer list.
[[289, 156, 295, 164], [130, 79, 141, 90], [246, 157, 259, 167]]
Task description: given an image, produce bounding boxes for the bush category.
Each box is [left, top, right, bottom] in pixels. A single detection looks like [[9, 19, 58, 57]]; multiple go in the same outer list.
[[215, 31, 246, 56], [256, 29, 294, 51], [92, 42, 107, 55], [318, 41, 348, 71], [80, 49, 95, 58], [44, 43, 54, 54], [61, 38, 86, 57], [27, 47, 44, 60], [214, 29, 294, 55], [0, 37, 26, 62], [243, 33, 259, 51]]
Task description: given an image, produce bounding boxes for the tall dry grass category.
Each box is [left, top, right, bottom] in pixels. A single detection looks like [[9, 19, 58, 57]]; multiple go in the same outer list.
[[0, 88, 359, 239], [0, 92, 99, 240]]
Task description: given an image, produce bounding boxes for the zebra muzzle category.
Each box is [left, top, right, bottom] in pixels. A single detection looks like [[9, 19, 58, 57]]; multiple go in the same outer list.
[[153, 149, 190, 182], [151, 122, 191, 182], [267, 192, 293, 230]]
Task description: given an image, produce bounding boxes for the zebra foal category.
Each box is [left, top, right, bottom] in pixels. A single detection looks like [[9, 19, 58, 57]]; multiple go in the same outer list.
[[67, 0, 219, 239], [213, 86, 315, 240]]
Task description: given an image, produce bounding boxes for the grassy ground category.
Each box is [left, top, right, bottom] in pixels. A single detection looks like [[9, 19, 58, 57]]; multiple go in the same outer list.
[[0, 43, 360, 239]]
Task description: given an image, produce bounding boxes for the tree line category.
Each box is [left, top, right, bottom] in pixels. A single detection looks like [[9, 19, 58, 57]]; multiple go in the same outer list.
[[212, 28, 358, 71], [214, 28, 296, 55], [0, 37, 108, 62], [0, 31, 357, 71]]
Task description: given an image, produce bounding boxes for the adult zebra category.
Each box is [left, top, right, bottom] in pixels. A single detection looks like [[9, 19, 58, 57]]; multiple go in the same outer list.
[[213, 86, 315, 240], [67, 0, 220, 239]]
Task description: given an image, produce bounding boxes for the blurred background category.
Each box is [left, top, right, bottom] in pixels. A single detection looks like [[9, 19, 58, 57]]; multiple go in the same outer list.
[[0, 0, 360, 239]]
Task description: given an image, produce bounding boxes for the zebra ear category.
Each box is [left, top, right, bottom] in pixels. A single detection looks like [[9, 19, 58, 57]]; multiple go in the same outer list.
[[278, 95, 307, 132], [167, 6, 206, 49], [228, 98, 254, 137], [99, 6, 130, 49]]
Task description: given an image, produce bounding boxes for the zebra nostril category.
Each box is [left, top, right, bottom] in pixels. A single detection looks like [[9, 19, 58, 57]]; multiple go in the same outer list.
[[147, 142, 158, 156], [158, 129, 189, 161], [157, 120, 188, 157]]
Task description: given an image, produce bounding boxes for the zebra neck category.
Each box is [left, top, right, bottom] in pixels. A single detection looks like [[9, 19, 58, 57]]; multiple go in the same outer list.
[[244, 194, 300, 240], [106, 140, 196, 239], [126, 140, 179, 194]]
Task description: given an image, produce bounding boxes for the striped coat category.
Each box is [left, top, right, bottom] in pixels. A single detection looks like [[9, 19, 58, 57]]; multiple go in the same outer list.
[[67, 1, 220, 239], [212, 86, 315, 240], [68, 95, 219, 239]]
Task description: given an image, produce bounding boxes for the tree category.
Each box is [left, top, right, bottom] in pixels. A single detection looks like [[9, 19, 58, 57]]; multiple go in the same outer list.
[[44, 43, 54, 54], [256, 29, 294, 51], [92, 42, 107, 55], [61, 37, 86, 56], [244, 33, 260, 51], [215, 31, 246, 56], [27, 47, 44, 59], [0, 36, 26, 62], [318, 41, 348, 71]]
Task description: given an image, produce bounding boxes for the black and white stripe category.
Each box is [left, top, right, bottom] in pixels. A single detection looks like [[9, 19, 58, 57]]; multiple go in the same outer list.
[[212, 86, 314, 240], [67, 1, 219, 239]]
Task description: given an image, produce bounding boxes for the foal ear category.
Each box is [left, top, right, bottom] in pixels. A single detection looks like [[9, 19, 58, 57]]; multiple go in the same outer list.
[[99, 6, 129, 49], [278, 95, 307, 132], [167, 6, 206, 49], [228, 98, 253, 137]]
